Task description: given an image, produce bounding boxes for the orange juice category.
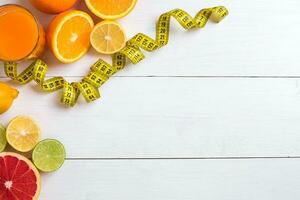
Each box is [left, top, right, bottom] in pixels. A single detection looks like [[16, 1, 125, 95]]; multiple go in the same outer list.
[[0, 5, 45, 62]]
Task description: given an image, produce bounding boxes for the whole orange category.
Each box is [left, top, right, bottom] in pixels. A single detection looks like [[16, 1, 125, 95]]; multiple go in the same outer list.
[[29, 0, 78, 14]]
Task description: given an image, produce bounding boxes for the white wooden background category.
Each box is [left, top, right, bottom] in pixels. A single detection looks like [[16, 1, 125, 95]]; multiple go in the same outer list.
[[1, 0, 300, 199]]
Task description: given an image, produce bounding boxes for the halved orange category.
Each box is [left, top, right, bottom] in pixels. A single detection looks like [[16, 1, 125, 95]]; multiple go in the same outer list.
[[85, 0, 137, 20], [47, 10, 94, 63], [90, 20, 126, 55]]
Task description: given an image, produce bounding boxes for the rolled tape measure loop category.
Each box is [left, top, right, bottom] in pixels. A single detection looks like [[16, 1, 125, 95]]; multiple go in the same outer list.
[[3, 6, 228, 107]]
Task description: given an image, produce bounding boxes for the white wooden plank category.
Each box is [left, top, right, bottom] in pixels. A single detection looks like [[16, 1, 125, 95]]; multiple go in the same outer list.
[[40, 159, 300, 200], [2, 0, 300, 77], [1, 77, 300, 158]]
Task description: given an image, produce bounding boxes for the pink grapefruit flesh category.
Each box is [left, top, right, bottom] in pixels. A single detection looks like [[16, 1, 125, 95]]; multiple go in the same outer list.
[[0, 152, 41, 200]]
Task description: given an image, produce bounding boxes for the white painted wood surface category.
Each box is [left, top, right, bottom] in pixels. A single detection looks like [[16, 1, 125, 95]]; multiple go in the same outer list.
[[40, 159, 300, 200], [2, 77, 300, 158], [1, 0, 300, 199]]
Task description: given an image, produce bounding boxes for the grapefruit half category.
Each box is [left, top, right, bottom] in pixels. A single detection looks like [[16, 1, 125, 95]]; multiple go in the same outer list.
[[0, 152, 41, 200]]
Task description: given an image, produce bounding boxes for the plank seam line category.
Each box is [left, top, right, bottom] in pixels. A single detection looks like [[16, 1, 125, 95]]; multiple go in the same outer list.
[[65, 156, 300, 161]]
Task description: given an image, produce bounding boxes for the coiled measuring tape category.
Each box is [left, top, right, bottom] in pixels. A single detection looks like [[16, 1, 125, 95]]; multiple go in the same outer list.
[[3, 6, 228, 107]]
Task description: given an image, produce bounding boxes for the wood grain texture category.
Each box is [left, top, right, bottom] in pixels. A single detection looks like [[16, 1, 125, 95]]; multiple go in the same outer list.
[[40, 159, 300, 200], [1, 77, 300, 158]]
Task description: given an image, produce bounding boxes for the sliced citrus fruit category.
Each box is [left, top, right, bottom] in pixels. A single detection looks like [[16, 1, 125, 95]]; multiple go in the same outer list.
[[0, 152, 41, 200], [47, 10, 94, 63], [0, 125, 7, 152], [90, 20, 126, 55], [6, 116, 41, 152], [32, 139, 66, 172], [85, 0, 137, 20]]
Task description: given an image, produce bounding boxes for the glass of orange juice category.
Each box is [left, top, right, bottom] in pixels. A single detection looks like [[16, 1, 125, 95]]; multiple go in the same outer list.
[[0, 4, 45, 62]]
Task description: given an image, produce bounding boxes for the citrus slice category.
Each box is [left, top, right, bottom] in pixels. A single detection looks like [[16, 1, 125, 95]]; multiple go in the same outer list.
[[0, 152, 41, 200], [32, 139, 66, 172], [90, 20, 126, 55], [47, 10, 94, 63], [85, 0, 137, 20], [6, 116, 41, 152], [0, 125, 7, 152]]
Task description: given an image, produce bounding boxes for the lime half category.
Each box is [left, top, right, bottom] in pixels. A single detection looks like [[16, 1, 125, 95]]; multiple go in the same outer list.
[[32, 139, 66, 172], [0, 124, 7, 152]]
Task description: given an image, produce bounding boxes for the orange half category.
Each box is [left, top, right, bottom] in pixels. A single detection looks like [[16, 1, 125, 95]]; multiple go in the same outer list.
[[47, 10, 94, 63], [85, 0, 137, 20]]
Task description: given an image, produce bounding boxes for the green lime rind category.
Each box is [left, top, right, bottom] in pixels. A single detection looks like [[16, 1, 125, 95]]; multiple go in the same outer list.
[[32, 139, 66, 173], [0, 124, 7, 152]]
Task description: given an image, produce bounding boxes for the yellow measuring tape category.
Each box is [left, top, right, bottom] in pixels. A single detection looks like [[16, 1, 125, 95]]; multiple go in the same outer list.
[[3, 6, 228, 107]]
